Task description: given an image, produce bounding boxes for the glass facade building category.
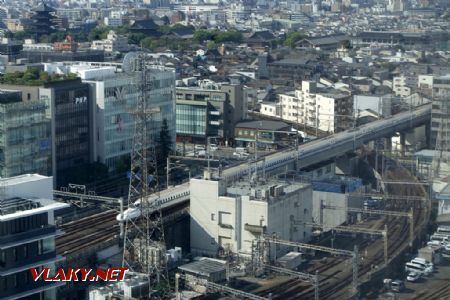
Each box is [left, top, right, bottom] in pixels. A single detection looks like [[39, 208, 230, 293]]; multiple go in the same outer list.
[[175, 84, 244, 144], [0, 92, 51, 177], [88, 66, 176, 172], [176, 103, 208, 136], [40, 79, 90, 187]]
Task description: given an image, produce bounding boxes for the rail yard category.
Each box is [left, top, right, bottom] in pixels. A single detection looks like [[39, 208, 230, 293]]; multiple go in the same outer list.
[[240, 153, 431, 300]]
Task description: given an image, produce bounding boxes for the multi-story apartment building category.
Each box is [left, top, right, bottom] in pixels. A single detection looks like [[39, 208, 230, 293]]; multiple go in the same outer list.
[[264, 81, 353, 133], [392, 75, 417, 98], [0, 90, 51, 178], [44, 62, 176, 172], [91, 30, 130, 53], [175, 82, 244, 144], [0, 174, 68, 300]]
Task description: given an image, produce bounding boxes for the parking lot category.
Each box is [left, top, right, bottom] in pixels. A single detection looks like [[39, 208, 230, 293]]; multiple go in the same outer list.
[[395, 257, 450, 299], [176, 143, 275, 161]]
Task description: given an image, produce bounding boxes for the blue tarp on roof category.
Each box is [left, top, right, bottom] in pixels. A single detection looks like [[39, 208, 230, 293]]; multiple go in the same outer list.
[[312, 177, 362, 193]]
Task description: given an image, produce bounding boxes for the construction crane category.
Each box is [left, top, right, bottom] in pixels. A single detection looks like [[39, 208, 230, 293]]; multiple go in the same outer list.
[[121, 52, 170, 298]]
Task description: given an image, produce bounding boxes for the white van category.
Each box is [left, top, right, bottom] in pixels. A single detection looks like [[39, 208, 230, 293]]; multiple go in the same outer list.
[[437, 226, 450, 235], [430, 234, 449, 245], [412, 257, 433, 268], [194, 145, 206, 151], [410, 258, 433, 274], [405, 262, 427, 275], [234, 147, 248, 154]]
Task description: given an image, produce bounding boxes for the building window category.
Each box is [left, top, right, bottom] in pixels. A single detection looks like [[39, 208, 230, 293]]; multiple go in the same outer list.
[[13, 248, 17, 261], [1, 277, 6, 291], [37, 240, 43, 255], [23, 245, 28, 258], [211, 238, 215, 245], [13, 275, 17, 287], [0, 251, 5, 267], [42, 238, 55, 253], [24, 270, 30, 284], [211, 213, 215, 221]]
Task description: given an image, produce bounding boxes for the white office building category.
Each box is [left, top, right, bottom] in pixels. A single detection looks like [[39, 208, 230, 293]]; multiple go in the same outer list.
[[190, 176, 313, 257]]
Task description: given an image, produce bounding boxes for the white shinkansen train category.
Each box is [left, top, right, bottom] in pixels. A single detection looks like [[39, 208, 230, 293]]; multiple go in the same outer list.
[[116, 182, 190, 221], [116, 104, 430, 221], [220, 104, 430, 182]]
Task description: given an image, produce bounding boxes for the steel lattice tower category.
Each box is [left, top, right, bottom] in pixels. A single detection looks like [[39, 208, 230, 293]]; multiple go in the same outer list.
[[121, 52, 170, 298]]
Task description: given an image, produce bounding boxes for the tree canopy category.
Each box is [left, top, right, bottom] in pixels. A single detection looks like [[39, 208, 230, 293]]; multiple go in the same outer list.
[[0, 69, 78, 86], [283, 32, 306, 48], [193, 29, 242, 43]]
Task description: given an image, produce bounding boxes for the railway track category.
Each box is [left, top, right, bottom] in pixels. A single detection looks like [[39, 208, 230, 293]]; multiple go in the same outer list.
[[410, 283, 450, 300], [56, 202, 190, 257], [255, 154, 429, 300], [56, 210, 119, 255]]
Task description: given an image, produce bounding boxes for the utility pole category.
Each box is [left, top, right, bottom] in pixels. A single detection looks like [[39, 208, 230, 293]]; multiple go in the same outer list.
[[352, 245, 359, 299], [166, 156, 170, 188]]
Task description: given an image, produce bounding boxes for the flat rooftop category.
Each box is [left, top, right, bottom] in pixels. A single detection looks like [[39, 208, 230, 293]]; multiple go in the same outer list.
[[0, 174, 69, 221], [0, 197, 69, 221], [178, 258, 226, 276], [226, 179, 309, 201]]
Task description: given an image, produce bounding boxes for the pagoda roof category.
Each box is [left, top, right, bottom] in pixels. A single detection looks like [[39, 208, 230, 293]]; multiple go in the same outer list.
[[33, 2, 56, 13]]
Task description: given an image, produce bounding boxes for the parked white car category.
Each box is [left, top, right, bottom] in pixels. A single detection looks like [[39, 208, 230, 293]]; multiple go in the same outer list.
[[411, 258, 433, 272], [405, 262, 429, 276], [406, 272, 421, 282], [427, 240, 445, 247]]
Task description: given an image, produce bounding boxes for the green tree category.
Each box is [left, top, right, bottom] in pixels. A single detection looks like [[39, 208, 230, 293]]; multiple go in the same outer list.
[[193, 29, 215, 42], [140, 37, 156, 49], [284, 32, 306, 48], [159, 25, 171, 34], [23, 67, 40, 81], [39, 34, 49, 43], [48, 31, 66, 43], [39, 71, 50, 81], [206, 40, 216, 49], [128, 33, 147, 45], [10, 30, 34, 40], [88, 26, 112, 41], [157, 119, 172, 173], [161, 15, 170, 25], [214, 30, 242, 43]]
